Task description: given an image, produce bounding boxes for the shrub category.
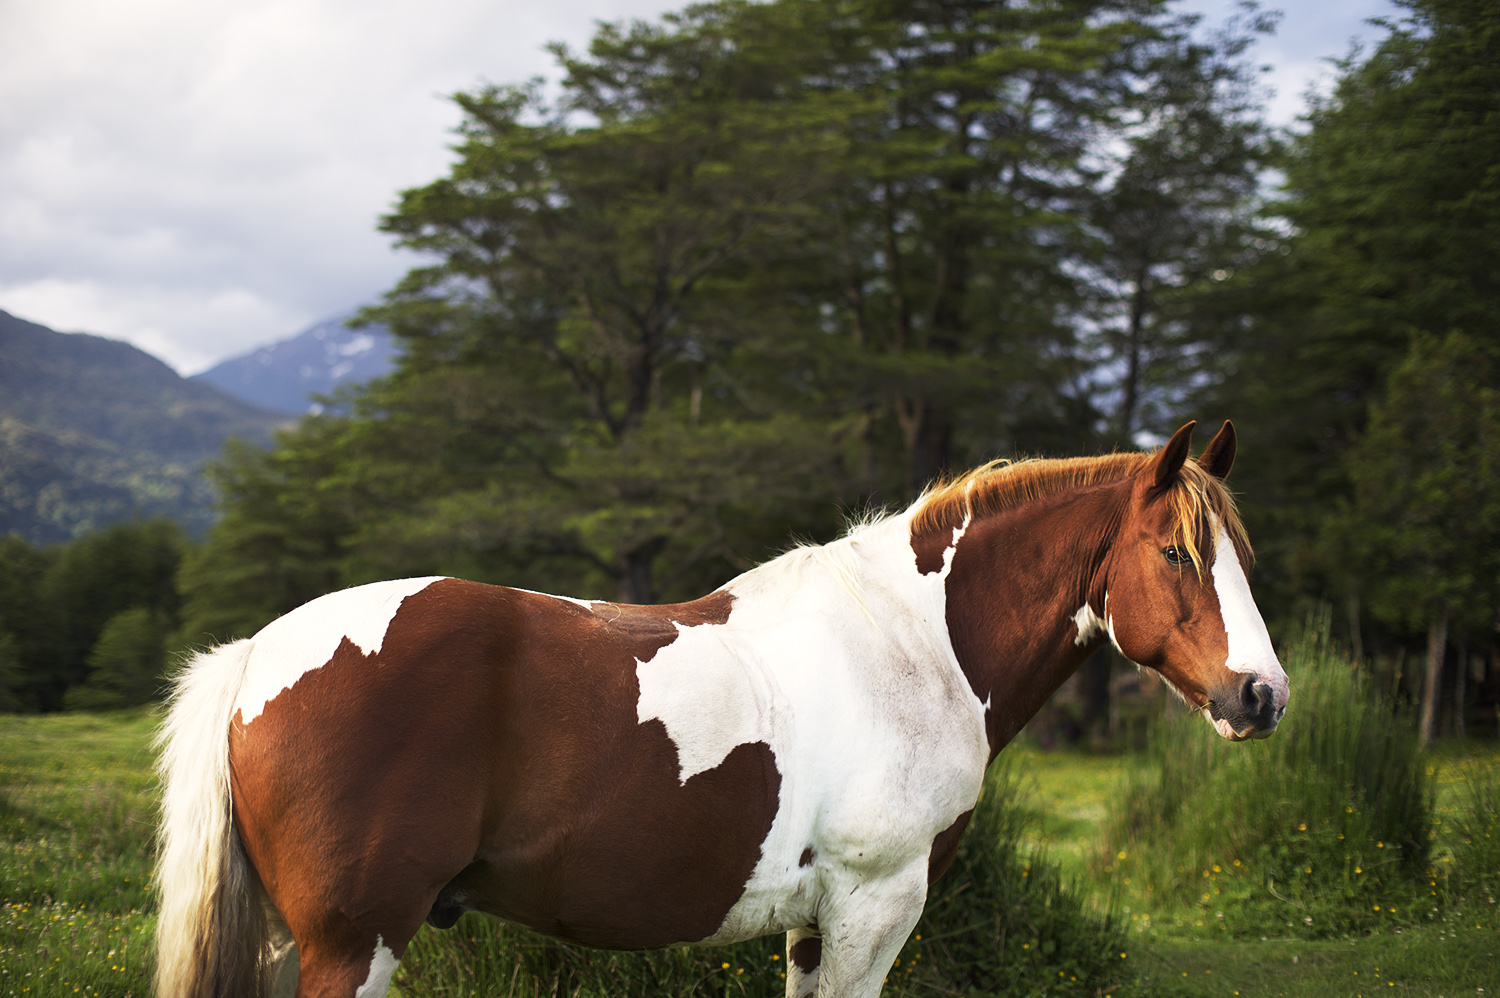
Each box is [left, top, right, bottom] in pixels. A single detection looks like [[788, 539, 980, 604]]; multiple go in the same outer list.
[[63, 607, 171, 710], [395, 761, 1129, 997], [1100, 612, 1434, 936]]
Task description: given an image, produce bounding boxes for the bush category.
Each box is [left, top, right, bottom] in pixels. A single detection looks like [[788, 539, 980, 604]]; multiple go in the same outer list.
[[63, 607, 171, 710], [395, 761, 1129, 997], [1101, 612, 1434, 936]]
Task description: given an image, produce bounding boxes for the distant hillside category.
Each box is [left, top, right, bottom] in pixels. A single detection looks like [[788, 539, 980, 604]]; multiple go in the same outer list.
[[191, 314, 399, 414], [0, 309, 287, 543]]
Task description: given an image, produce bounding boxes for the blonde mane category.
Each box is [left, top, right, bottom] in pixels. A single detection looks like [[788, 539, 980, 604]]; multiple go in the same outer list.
[[909, 450, 1252, 575]]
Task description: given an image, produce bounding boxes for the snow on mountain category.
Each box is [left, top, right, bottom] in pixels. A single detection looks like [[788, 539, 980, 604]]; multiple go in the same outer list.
[[191, 313, 400, 415]]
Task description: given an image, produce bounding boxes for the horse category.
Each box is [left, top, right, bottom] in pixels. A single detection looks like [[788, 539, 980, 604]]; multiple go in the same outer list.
[[154, 419, 1288, 998]]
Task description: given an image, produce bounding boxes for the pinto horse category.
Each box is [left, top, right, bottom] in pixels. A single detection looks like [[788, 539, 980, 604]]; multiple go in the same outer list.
[[155, 420, 1288, 998]]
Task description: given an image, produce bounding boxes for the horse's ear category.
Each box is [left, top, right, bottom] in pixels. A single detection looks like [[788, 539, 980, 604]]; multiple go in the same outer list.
[[1150, 421, 1197, 492], [1197, 420, 1237, 481]]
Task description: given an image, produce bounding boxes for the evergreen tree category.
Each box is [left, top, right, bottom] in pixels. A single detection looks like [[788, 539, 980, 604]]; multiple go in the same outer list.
[[1326, 333, 1500, 744], [1196, 0, 1500, 628]]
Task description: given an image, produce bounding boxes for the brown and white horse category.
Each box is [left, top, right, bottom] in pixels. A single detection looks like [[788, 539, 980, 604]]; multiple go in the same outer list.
[[155, 420, 1287, 998]]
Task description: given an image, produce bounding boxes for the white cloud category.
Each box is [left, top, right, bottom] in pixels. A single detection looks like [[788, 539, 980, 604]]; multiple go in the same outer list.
[[0, 0, 1401, 374], [0, 0, 676, 373]]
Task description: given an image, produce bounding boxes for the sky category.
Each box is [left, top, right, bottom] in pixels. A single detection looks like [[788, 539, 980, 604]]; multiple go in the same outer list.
[[0, 0, 1403, 375]]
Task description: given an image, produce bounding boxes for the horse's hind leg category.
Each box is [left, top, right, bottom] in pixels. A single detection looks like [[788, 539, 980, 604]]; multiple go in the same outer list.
[[265, 906, 299, 998], [288, 930, 406, 998]]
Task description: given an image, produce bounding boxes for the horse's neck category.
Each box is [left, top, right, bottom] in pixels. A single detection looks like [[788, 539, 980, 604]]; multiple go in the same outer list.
[[928, 489, 1118, 756], [727, 499, 1112, 755]]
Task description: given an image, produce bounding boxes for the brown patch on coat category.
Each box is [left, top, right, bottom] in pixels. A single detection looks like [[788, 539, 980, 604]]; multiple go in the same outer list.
[[229, 580, 777, 981], [911, 526, 952, 576], [927, 809, 973, 884], [789, 935, 822, 972], [798, 847, 814, 868]]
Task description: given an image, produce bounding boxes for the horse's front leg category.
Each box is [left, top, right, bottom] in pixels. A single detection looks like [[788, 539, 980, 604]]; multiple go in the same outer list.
[[785, 926, 822, 998], [786, 863, 927, 998]]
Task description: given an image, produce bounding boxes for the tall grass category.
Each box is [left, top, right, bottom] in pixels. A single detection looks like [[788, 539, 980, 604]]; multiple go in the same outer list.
[[1449, 762, 1500, 904], [1101, 613, 1435, 936], [396, 760, 1132, 997]]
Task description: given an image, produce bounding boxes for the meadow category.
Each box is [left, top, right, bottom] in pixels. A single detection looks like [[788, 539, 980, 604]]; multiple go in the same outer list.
[[1, 705, 1495, 997]]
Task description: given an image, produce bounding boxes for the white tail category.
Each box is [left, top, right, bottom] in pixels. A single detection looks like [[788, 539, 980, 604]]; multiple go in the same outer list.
[[155, 640, 272, 998]]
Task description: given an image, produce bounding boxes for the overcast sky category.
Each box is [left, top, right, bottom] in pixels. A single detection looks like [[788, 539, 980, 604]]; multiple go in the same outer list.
[[0, 0, 1402, 375]]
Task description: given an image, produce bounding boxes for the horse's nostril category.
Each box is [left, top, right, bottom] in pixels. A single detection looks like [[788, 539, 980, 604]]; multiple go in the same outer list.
[[1252, 682, 1275, 723], [1239, 677, 1276, 726], [1240, 675, 1260, 712]]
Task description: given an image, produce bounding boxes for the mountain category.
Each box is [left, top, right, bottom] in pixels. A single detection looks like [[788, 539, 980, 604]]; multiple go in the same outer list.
[[191, 314, 400, 415], [0, 309, 287, 543]]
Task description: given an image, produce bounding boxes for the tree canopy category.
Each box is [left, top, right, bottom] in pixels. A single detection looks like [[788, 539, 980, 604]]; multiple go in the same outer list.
[[8, 0, 1497, 730]]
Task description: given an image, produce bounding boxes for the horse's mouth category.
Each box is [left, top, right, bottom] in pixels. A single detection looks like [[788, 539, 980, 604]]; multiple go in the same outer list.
[[1205, 701, 1284, 740]]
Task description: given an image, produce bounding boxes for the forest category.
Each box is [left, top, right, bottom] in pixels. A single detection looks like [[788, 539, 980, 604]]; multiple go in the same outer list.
[[1, 0, 1496, 744]]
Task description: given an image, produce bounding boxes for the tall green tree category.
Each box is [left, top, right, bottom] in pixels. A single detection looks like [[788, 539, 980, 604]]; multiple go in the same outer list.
[[182, 0, 1290, 634], [362, 7, 856, 604], [1195, 0, 1500, 627], [1089, 9, 1274, 442], [790, 0, 1197, 492], [0, 534, 52, 711], [1326, 333, 1500, 744]]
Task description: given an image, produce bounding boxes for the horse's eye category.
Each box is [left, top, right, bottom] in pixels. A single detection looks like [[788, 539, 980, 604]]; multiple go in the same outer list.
[[1163, 546, 1187, 565]]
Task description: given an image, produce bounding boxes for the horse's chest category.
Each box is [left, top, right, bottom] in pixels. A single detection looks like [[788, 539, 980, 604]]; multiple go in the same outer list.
[[630, 617, 986, 944]]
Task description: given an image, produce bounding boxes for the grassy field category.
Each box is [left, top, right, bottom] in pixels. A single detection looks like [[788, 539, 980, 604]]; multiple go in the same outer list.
[[0, 711, 156, 998], [1, 711, 1495, 997]]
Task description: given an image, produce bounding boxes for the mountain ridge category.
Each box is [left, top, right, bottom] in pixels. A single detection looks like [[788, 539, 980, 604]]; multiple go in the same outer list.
[[0, 309, 288, 543], [191, 313, 399, 414]]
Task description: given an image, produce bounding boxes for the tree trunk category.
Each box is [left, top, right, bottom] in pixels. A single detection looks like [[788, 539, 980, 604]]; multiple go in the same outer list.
[[1453, 644, 1466, 739], [1419, 604, 1448, 747], [1118, 269, 1149, 441], [617, 537, 666, 605], [1076, 651, 1112, 742], [1346, 590, 1364, 664]]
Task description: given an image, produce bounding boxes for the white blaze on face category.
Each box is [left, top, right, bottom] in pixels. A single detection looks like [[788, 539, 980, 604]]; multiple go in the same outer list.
[[353, 936, 399, 998], [233, 577, 446, 725], [1210, 524, 1288, 714]]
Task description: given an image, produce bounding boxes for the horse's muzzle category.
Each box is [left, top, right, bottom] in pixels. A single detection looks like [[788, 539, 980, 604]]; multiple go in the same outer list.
[[1208, 675, 1282, 740]]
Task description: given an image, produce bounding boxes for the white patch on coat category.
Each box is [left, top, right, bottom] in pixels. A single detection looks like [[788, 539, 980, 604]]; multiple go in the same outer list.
[[353, 936, 399, 998], [1210, 523, 1288, 712], [635, 512, 989, 945], [233, 577, 446, 725], [1072, 603, 1106, 646]]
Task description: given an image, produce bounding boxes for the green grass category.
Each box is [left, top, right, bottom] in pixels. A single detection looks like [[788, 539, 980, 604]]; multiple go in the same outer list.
[[0, 710, 1495, 998], [0, 711, 157, 998]]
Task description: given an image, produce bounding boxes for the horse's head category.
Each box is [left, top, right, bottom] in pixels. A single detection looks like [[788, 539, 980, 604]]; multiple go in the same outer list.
[[1100, 421, 1288, 740]]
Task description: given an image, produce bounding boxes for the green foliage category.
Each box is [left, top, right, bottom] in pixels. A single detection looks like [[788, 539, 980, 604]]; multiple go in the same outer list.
[[1326, 332, 1500, 638], [176, 0, 1274, 624], [396, 762, 1130, 998], [0, 523, 184, 712], [64, 608, 172, 711], [1102, 615, 1435, 936], [1192, 0, 1500, 633], [1089, 6, 1275, 440]]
